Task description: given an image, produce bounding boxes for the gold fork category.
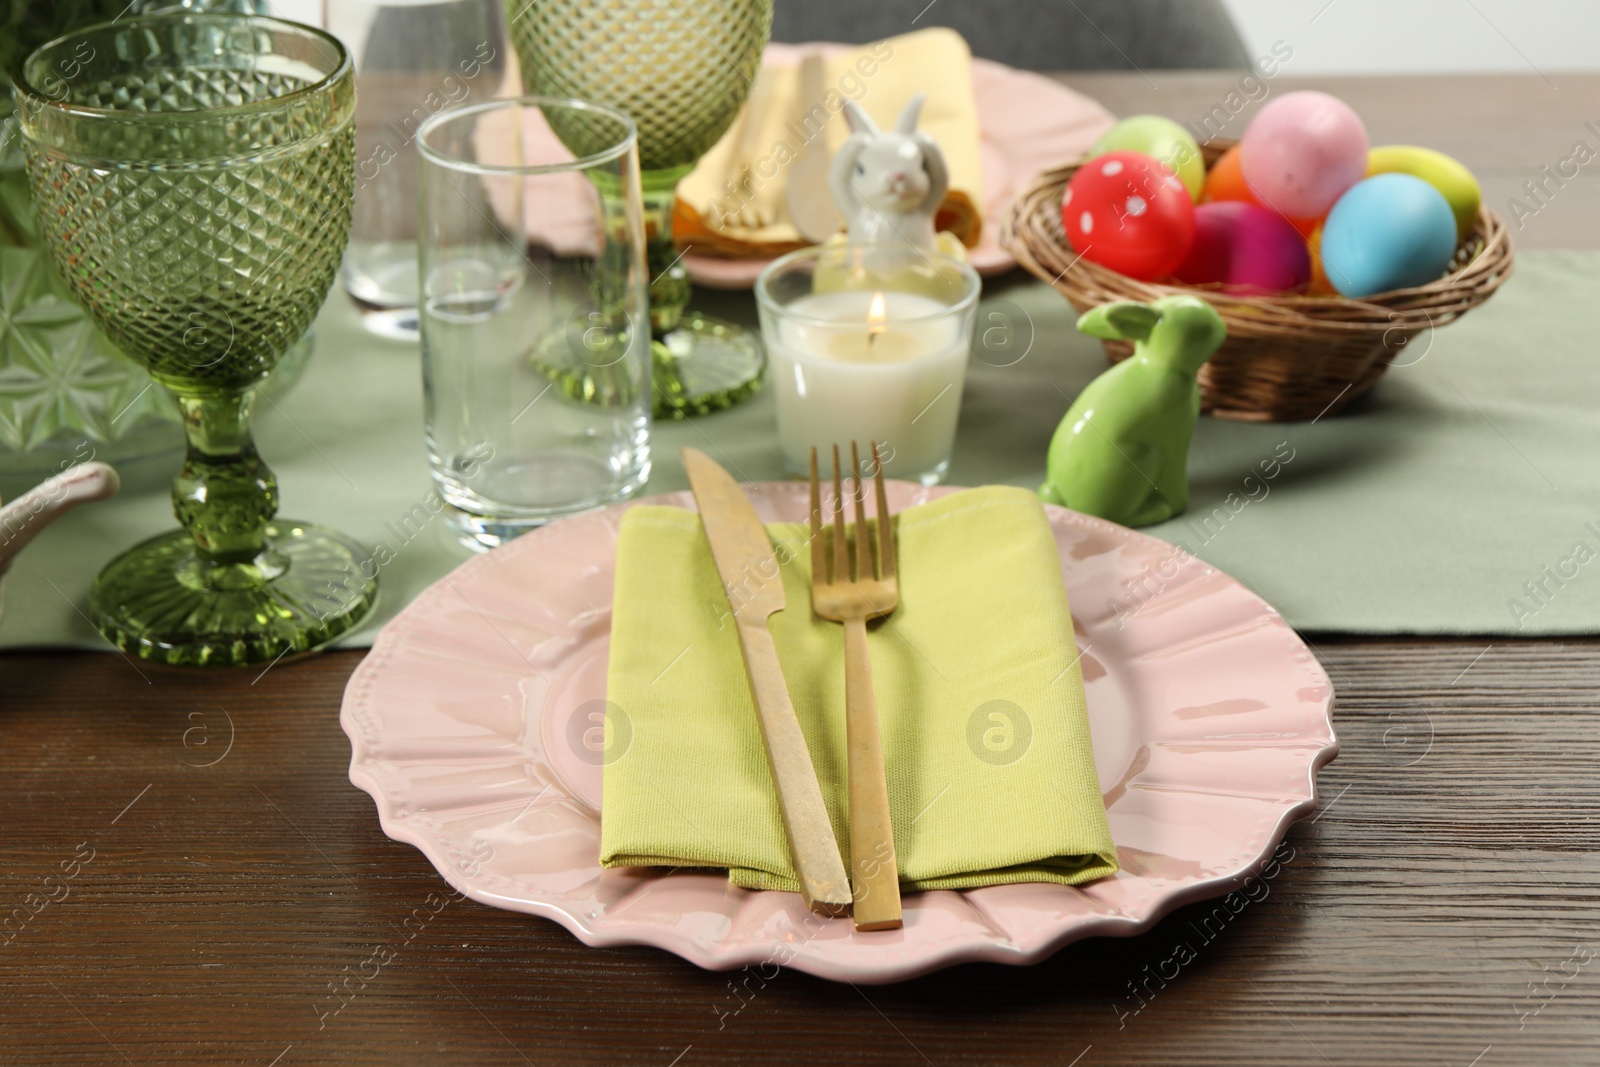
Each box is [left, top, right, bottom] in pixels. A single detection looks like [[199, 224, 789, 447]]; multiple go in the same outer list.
[[809, 441, 902, 931]]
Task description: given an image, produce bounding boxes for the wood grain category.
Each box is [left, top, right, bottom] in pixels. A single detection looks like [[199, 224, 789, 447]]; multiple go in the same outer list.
[[5, 638, 1600, 1066], [5, 72, 1599, 1065]]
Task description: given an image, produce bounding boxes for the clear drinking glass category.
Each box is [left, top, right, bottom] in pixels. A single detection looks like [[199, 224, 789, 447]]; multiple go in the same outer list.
[[324, 0, 513, 340], [416, 97, 651, 549]]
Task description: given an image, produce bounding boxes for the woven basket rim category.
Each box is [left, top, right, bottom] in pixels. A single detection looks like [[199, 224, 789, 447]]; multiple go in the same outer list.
[[999, 140, 1515, 334]]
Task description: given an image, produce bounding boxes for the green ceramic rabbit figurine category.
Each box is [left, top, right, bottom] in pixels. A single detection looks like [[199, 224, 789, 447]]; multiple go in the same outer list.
[[1039, 296, 1226, 527]]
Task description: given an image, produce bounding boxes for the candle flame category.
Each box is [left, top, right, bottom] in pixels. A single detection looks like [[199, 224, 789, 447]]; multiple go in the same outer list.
[[867, 291, 887, 335]]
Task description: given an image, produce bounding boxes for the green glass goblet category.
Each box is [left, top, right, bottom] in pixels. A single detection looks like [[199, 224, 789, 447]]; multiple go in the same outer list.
[[14, 13, 376, 666], [507, 0, 771, 419]]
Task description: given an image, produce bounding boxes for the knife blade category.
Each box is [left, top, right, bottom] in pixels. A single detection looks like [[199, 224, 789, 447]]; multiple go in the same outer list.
[[681, 447, 852, 916]]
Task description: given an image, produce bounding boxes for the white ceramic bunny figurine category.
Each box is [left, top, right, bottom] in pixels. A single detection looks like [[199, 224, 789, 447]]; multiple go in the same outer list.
[[828, 93, 958, 255]]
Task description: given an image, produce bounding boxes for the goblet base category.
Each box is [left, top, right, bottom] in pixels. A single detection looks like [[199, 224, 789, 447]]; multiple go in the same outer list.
[[651, 312, 765, 419], [88, 520, 379, 667], [526, 310, 765, 419]]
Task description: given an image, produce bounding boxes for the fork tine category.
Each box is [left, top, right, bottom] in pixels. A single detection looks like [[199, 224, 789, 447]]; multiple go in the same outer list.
[[872, 441, 895, 580], [831, 444, 848, 586], [851, 441, 872, 581], [809, 446, 825, 584]]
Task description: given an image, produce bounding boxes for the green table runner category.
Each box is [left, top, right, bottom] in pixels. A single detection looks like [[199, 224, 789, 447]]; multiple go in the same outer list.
[[4, 250, 1597, 647]]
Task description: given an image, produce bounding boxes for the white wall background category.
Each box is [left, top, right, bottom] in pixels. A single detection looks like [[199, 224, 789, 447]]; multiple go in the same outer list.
[[268, 0, 320, 25], [1222, 0, 1600, 74]]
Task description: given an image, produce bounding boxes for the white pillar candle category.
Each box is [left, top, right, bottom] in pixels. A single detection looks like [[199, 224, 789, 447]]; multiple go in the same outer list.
[[767, 290, 972, 484]]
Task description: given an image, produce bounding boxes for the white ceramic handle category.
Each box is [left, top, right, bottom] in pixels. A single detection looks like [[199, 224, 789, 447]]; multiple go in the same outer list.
[[0, 462, 121, 579]]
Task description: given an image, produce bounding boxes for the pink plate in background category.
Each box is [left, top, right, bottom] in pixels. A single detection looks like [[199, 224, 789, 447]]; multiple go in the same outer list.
[[340, 482, 1336, 983], [683, 50, 1116, 288]]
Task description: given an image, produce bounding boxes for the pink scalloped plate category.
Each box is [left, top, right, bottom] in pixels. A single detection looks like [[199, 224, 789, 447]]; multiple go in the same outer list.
[[341, 482, 1336, 983]]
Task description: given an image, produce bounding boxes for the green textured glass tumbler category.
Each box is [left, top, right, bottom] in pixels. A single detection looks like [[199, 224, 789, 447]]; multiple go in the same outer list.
[[507, 0, 771, 419], [15, 14, 377, 666]]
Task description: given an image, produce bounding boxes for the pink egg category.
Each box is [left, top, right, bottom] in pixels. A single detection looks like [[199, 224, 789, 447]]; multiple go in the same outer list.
[[1174, 201, 1311, 295], [1240, 91, 1369, 219]]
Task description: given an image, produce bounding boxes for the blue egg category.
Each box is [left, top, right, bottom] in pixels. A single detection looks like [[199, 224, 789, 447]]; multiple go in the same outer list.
[[1321, 174, 1458, 298]]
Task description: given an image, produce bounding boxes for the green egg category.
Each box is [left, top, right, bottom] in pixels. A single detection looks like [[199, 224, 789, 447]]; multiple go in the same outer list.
[[1089, 115, 1206, 202], [1367, 145, 1481, 239]]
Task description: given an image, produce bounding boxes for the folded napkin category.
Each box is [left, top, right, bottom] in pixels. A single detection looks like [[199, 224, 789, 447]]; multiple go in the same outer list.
[[600, 486, 1117, 893], [674, 28, 985, 258]]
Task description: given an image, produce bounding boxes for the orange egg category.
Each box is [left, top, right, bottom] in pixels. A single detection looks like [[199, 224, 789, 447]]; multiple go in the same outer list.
[[1306, 227, 1338, 296], [1292, 216, 1322, 239], [1203, 144, 1254, 204], [1205, 144, 1324, 238]]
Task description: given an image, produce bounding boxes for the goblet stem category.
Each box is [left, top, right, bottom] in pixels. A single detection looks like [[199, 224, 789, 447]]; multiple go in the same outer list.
[[612, 166, 766, 419], [172, 389, 279, 570], [569, 154, 770, 419], [640, 166, 694, 335]]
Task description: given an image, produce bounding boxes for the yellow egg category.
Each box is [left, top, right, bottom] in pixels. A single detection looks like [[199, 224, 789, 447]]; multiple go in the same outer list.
[[1366, 146, 1481, 239]]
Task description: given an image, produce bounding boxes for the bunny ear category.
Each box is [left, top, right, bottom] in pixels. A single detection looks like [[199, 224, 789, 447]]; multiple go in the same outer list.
[[893, 92, 926, 134], [1076, 302, 1163, 342], [842, 99, 879, 136], [912, 132, 950, 215]]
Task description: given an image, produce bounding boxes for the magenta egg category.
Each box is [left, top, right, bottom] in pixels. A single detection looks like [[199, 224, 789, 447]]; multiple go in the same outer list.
[[1174, 201, 1311, 295], [1240, 91, 1369, 219]]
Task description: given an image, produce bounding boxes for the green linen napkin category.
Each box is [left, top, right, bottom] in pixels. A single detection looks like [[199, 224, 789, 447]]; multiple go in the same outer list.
[[600, 485, 1117, 892]]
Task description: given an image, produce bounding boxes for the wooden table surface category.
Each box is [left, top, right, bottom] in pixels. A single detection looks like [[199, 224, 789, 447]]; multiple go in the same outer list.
[[5, 72, 1597, 1066]]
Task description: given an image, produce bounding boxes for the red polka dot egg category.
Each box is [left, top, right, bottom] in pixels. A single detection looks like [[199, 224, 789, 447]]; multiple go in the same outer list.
[[1061, 150, 1196, 280]]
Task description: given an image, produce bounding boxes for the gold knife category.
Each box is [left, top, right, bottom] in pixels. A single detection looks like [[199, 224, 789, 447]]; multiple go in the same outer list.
[[681, 448, 852, 917]]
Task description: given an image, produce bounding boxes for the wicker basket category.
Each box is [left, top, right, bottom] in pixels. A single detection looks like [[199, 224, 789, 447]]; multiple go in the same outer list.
[[1000, 140, 1515, 421]]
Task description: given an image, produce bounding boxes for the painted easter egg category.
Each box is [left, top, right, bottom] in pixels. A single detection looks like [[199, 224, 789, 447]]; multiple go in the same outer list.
[[1174, 201, 1311, 295], [1367, 145, 1481, 239], [1203, 143, 1322, 237], [1062, 151, 1195, 280], [1089, 115, 1206, 201], [1241, 91, 1369, 218], [1202, 143, 1253, 203], [1320, 174, 1458, 297], [1305, 227, 1338, 296]]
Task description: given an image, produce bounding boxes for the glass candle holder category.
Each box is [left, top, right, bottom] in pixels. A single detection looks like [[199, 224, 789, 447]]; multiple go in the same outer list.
[[756, 245, 980, 486]]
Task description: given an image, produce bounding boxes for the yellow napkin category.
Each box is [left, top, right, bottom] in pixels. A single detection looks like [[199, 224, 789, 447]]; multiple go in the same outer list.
[[600, 486, 1116, 892], [674, 28, 985, 258]]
